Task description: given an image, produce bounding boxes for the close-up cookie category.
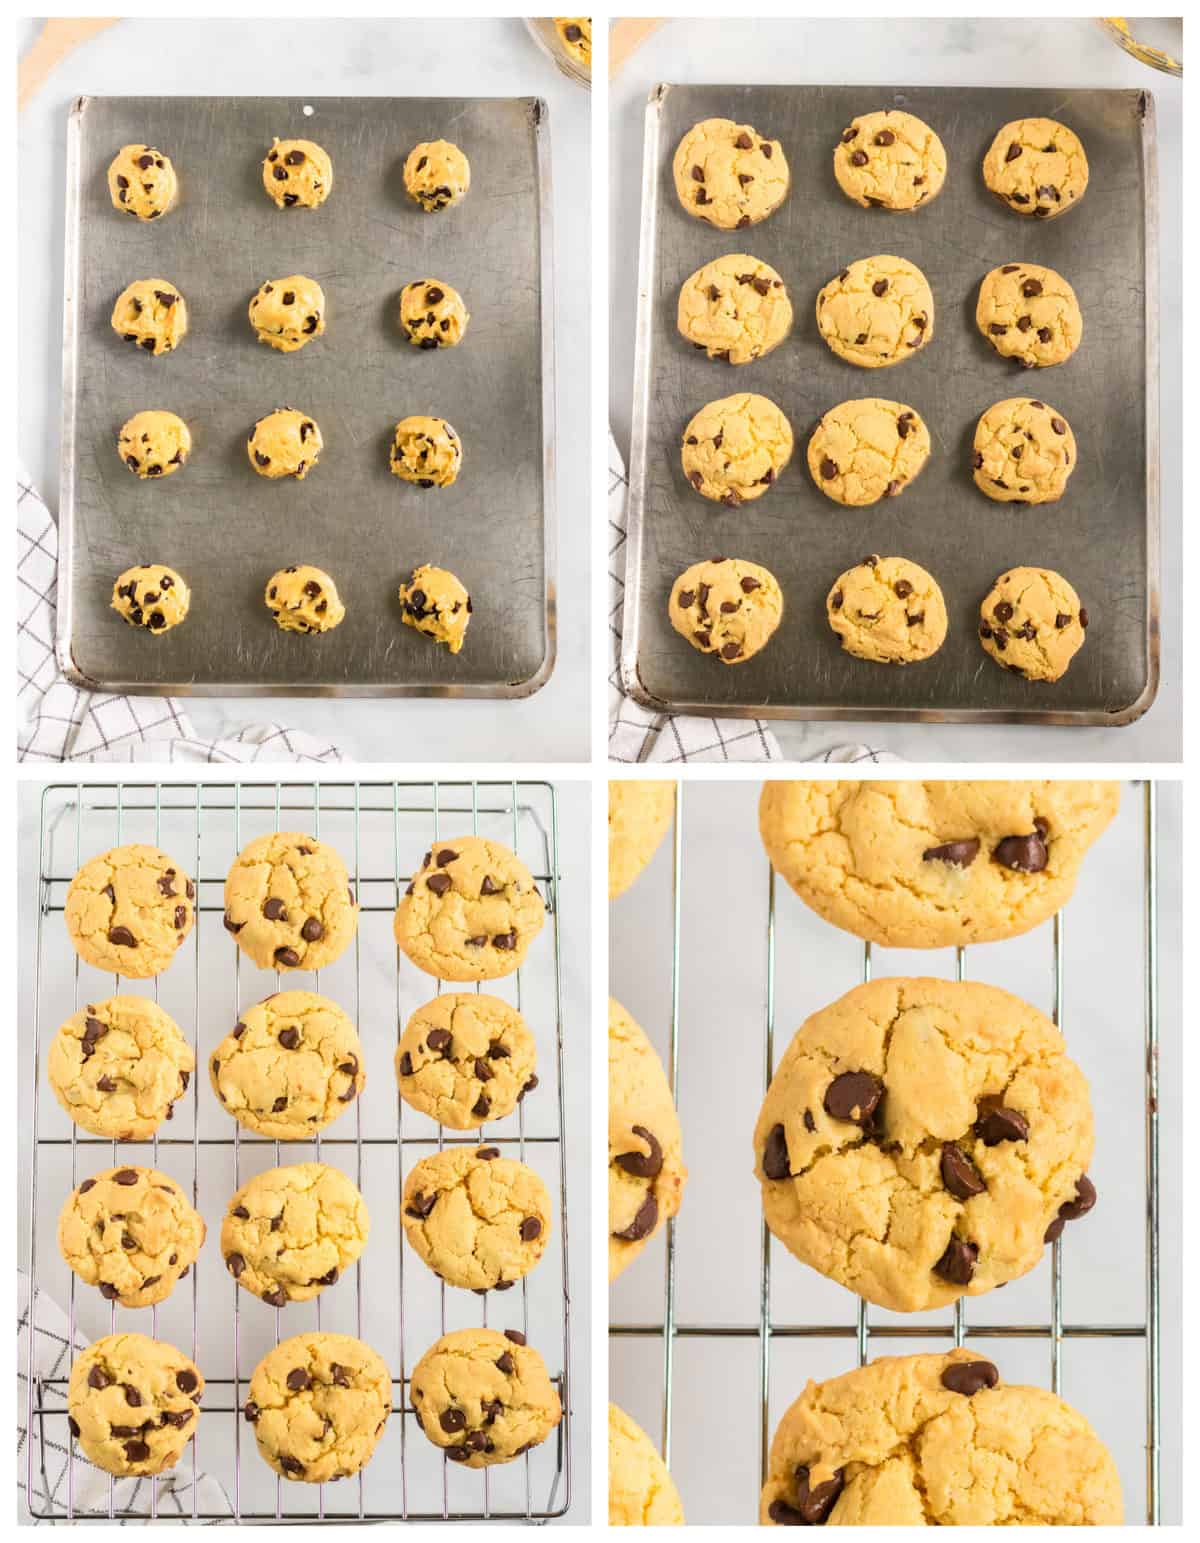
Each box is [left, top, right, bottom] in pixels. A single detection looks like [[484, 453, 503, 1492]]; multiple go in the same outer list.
[[110, 279, 188, 356], [972, 396, 1076, 503], [112, 564, 191, 634], [816, 256, 933, 368], [65, 844, 195, 977], [833, 109, 947, 211], [676, 254, 793, 365], [117, 410, 190, 479], [672, 117, 789, 230], [761, 1349, 1121, 1525], [395, 992, 539, 1128], [107, 143, 177, 220], [681, 392, 793, 506], [554, 18, 591, 68], [247, 409, 323, 480], [403, 139, 470, 212], [58, 1166, 205, 1308], [826, 553, 947, 665], [248, 275, 326, 352], [48, 996, 194, 1140], [265, 565, 346, 634], [262, 138, 332, 209], [222, 1162, 369, 1305], [223, 831, 358, 971], [609, 1403, 685, 1526], [668, 557, 784, 665], [245, 1333, 391, 1482], [807, 398, 930, 506], [979, 566, 1089, 681], [758, 778, 1121, 949], [398, 564, 473, 654], [68, 1334, 203, 1477], [209, 990, 365, 1139], [754, 977, 1096, 1312], [394, 836, 545, 981], [608, 997, 687, 1281], [390, 416, 462, 488], [399, 279, 470, 349], [975, 262, 1082, 368], [982, 116, 1088, 219], [608, 781, 675, 900], [402, 1145, 551, 1291], [409, 1327, 562, 1467]]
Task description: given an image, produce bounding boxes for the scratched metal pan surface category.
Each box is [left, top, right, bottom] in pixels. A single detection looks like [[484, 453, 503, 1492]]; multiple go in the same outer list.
[[58, 95, 555, 696], [622, 84, 1159, 725]]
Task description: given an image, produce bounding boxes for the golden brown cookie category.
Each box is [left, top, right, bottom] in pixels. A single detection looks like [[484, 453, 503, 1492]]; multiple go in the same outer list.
[[68, 1334, 203, 1477], [608, 781, 676, 900], [972, 397, 1076, 503], [672, 117, 789, 229], [409, 1327, 561, 1466], [668, 557, 784, 665], [978, 567, 1089, 681], [833, 109, 946, 211], [609, 1403, 685, 1525], [48, 997, 194, 1140], [245, 1333, 391, 1482], [982, 117, 1088, 219], [681, 393, 793, 505], [975, 262, 1082, 369], [676, 254, 792, 365], [222, 1163, 369, 1305], [827, 554, 947, 665], [402, 1145, 551, 1291], [58, 1166, 204, 1307], [223, 832, 358, 971], [609, 998, 686, 1281], [395, 993, 539, 1128], [394, 837, 545, 982], [807, 399, 930, 506], [816, 257, 933, 368], [65, 844, 195, 977]]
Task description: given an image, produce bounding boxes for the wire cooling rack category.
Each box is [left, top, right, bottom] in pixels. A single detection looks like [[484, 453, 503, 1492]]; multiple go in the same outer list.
[[610, 781, 1161, 1524], [24, 779, 572, 1522]]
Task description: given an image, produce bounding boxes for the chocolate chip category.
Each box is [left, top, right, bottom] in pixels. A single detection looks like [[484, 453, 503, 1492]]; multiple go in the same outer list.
[[734, 132, 753, 150], [472, 1093, 490, 1118], [520, 1217, 542, 1242], [923, 837, 980, 867], [124, 1440, 151, 1463], [1044, 1174, 1097, 1242], [941, 1142, 987, 1200], [286, 1368, 311, 1392], [894, 579, 913, 599], [769, 1466, 845, 1526], [616, 1125, 663, 1178], [301, 918, 323, 942], [492, 931, 517, 950], [1080, 608, 1089, 629], [107, 926, 136, 947], [934, 1236, 978, 1285], [244, 1401, 260, 1423], [1005, 143, 1022, 162], [1055, 612, 1071, 629], [427, 1028, 452, 1054], [440, 1407, 466, 1433], [264, 1287, 288, 1307], [226, 1252, 245, 1277], [941, 1359, 999, 1396], [173, 905, 187, 929], [223, 912, 244, 934], [176, 1369, 198, 1393], [830, 589, 843, 611], [1051, 416, 1067, 435], [280, 1455, 305, 1476], [820, 457, 838, 480], [850, 149, 868, 166], [277, 1026, 301, 1050], [872, 278, 888, 297], [426, 872, 451, 896], [762, 1123, 790, 1180], [992, 831, 1048, 873], [274, 946, 301, 967], [613, 1193, 658, 1242], [974, 1096, 1030, 1146], [823, 1071, 884, 1128]]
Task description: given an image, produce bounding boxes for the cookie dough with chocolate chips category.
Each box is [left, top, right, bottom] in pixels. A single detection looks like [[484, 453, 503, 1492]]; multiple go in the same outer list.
[[265, 565, 345, 635], [610, 1403, 685, 1526], [222, 1162, 369, 1305], [107, 144, 178, 220], [112, 564, 191, 634], [399, 279, 470, 349], [390, 416, 461, 487], [247, 409, 323, 480], [681, 392, 792, 505], [608, 781, 675, 901], [58, 1166, 204, 1308], [262, 138, 333, 209], [409, 1327, 562, 1467], [761, 1349, 1122, 1525], [65, 844, 195, 977], [976, 263, 1082, 369], [403, 140, 470, 212], [68, 1333, 203, 1477], [245, 1333, 390, 1482], [672, 117, 789, 230], [249, 275, 326, 353], [982, 116, 1088, 219], [110, 280, 188, 356], [396, 993, 539, 1128], [554, 18, 591, 68], [826, 554, 947, 665], [834, 109, 947, 211], [676, 254, 792, 365], [972, 397, 1076, 503], [48, 997, 194, 1141], [668, 557, 784, 665], [402, 1145, 551, 1292], [117, 411, 191, 479], [807, 398, 930, 506], [398, 564, 472, 654], [754, 977, 1095, 1313], [223, 832, 358, 972], [816, 256, 933, 368], [979, 566, 1089, 682], [609, 998, 686, 1281]]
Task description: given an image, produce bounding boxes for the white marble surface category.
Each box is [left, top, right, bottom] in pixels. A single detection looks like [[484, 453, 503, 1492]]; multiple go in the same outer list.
[[610, 19, 1181, 763], [19, 18, 590, 763]]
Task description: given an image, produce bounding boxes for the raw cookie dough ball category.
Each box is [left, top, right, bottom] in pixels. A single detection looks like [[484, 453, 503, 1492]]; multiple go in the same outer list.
[[107, 144, 177, 221], [402, 1145, 551, 1291], [223, 832, 359, 971], [48, 997, 194, 1140], [265, 565, 345, 634], [209, 991, 365, 1139], [247, 408, 323, 480], [828, 553, 947, 665], [396, 993, 539, 1129], [610, 1404, 686, 1526], [554, 18, 591, 68], [65, 845, 195, 977], [979, 566, 1089, 682], [668, 557, 783, 666], [112, 564, 191, 633], [398, 564, 472, 654], [249, 274, 326, 353], [409, 1327, 562, 1467], [982, 117, 1088, 219], [399, 279, 470, 349], [222, 1163, 369, 1305], [68, 1334, 203, 1477], [976, 263, 1082, 369], [677, 254, 792, 365], [245, 1333, 390, 1482], [117, 411, 191, 480], [110, 279, 188, 356], [816, 256, 933, 368], [403, 139, 470, 212], [262, 137, 333, 209], [672, 117, 789, 229], [681, 392, 792, 506], [608, 781, 675, 900], [972, 397, 1075, 504], [58, 1166, 205, 1308], [394, 836, 545, 982], [834, 109, 946, 211], [390, 416, 461, 487], [807, 398, 930, 506]]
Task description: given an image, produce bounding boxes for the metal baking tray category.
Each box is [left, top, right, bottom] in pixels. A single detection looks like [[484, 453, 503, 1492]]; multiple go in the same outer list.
[[57, 95, 556, 697], [621, 84, 1159, 725]]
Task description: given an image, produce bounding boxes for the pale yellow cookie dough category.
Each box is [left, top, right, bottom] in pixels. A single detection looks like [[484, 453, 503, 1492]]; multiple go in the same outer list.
[[112, 565, 190, 633], [609, 998, 686, 1281], [222, 1163, 369, 1305], [107, 144, 177, 221], [677, 254, 793, 365], [399, 279, 470, 349], [58, 1166, 204, 1308], [65, 844, 195, 977], [834, 109, 946, 211], [249, 275, 326, 352], [265, 565, 345, 634], [554, 18, 591, 68], [681, 392, 792, 505], [248, 409, 323, 480], [410, 1327, 562, 1466], [263, 138, 333, 209], [979, 566, 1089, 682], [117, 411, 191, 480], [402, 1145, 551, 1291], [972, 397, 1076, 503], [245, 1333, 390, 1482], [398, 564, 472, 654], [390, 416, 461, 487], [807, 399, 930, 506], [976, 262, 1082, 369], [608, 781, 675, 900], [68, 1334, 203, 1477], [668, 557, 784, 665], [48, 996, 194, 1140], [111, 279, 188, 356], [609, 1404, 685, 1525], [816, 256, 933, 368], [404, 140, 470, 212], [672, 117, 789, 230], [396, 993, 539, 1128], [982, 117, 1088, 219], [827, 554, 947, 665], [223, 832, 359, 971]]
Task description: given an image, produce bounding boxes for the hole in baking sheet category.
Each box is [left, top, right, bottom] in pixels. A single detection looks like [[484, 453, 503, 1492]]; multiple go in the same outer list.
[[303, 104, 314, 117]]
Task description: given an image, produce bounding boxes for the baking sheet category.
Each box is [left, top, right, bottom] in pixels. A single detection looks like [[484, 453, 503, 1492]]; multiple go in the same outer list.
[[622, 84, 1159, 724], [58, 95, 556, 696]]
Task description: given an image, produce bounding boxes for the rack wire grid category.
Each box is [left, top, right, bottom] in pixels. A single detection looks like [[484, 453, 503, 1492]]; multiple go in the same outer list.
[[24, 778, 573, 1523], [610, 780, 1161, 1524]]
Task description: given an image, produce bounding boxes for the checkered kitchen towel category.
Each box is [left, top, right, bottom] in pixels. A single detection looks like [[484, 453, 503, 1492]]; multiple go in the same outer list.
[[608, 435, 899, 764], [18, 474, 342, 764]]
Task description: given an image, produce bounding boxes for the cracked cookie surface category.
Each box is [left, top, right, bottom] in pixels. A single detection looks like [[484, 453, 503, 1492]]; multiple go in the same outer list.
[[817, 256, 933, 369], [402, 1145, 551, 1291], [982, 117, 1088, 219], [403, 140, 470, 212], [827, 554, 946, 665], [609, 1403, 685, 1525], [754, 977, 1095, 1313], [808, 399, 930, 506], [111, 279, 188, 355], [758, 778, 1121, 949], [669, 557, 784, 664], [107, 144, 177, 221], [676, 254, 792, 365], [976, 262, 1082, 368], [223, 832, 358, 971], [609, 781, 675, 900], [979, 566, 1088, 681], [396, 992, 538, 1128], [399, 279, 469, 348], [262, 138, 332, 210], [834, 109, 946, 211], [394, 837, 545, 981], [609, 998, 686, 1281], [681, 393, 792, 506], [410, 1326, 561, 1466], [66, 844, 195, 977], [761, 1348, 1121, 1524], [973, 396, 1076, 503], [245, 1332, 390, 1482], [249, 274, 326, 352], [247, 409, 323, 480], [58, 1165, 204, 1308], [48, 996, 194, 1140], [672, 117, 789, 230], [68, 1332, 203, 1477], [222, 1162, 369, 1305], [112, 564, 191, 633]]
